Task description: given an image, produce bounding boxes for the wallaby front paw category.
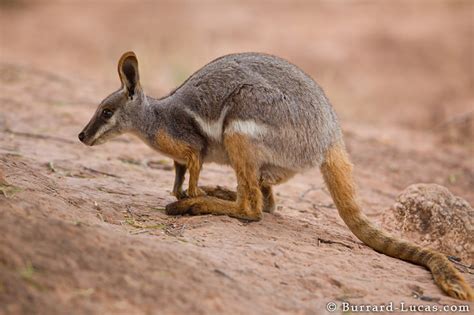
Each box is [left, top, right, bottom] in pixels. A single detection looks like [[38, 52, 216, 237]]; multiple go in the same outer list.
[[171, 189, 187, 200]]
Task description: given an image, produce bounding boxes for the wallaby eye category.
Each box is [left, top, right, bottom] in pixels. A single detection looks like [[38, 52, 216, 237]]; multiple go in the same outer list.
[[102, 108, 113, 119]]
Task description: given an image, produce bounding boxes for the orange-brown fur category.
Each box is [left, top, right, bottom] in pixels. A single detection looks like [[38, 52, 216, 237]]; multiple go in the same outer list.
[[192, 185, 275, 213], [155, 130, 203, 198], [198, 186, 236, 201], [320, 140, 474, 301], [166, 133, 263, 220]]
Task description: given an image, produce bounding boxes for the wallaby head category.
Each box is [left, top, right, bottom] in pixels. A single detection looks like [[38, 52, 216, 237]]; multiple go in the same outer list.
[[78, 51, 146, 146]]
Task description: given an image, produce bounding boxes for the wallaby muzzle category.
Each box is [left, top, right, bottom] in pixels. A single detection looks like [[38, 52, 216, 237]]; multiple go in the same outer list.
[[78, 114, 104, 146]]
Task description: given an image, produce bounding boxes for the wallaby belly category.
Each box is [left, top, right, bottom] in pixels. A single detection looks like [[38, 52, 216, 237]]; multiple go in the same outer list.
[[203, 143, 230, 165]]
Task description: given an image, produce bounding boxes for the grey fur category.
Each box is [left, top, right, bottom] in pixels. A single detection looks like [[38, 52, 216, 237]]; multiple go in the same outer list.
[[80, 52, 342, 183]]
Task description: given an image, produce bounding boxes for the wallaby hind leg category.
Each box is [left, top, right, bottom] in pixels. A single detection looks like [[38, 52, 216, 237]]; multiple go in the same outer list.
[[260, 184, 275, 213], [197, 184, 274, 213], [165, 134, 263, 221]]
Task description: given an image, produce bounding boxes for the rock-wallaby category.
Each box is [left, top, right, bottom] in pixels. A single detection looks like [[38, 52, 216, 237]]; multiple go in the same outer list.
[[79, 51, 473, 300]]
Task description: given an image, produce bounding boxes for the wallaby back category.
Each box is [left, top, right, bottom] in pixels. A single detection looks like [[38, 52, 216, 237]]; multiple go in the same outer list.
[[168, 53, 342, 169]]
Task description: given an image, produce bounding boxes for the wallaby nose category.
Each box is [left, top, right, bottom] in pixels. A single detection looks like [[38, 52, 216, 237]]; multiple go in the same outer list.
[[78, 132, 85, 142]]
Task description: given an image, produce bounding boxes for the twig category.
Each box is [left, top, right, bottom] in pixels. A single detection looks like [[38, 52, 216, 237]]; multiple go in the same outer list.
[[214, 269, 234, 280], [412, 291, 440, 302], [317, 237, 353, 249], [313, 202, 336, 210], [97, 186, 132, 196], [299, 185, 318, 200], [83, 167, 120, 178], [448, 256, 474, 274], [130, 229, 149, 235]]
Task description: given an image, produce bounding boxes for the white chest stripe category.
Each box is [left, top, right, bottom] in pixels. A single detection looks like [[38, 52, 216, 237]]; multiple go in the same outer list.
[[225, 120, 267, 137], [185, 107, 228, 142], [185, 108, 267, 140]]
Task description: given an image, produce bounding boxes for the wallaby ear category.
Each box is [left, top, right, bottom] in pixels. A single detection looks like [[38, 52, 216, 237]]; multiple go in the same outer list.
[[118, 51, 140, 98]]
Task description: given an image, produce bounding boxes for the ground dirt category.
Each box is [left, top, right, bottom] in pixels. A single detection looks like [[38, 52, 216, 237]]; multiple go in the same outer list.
[[0, 1, 473, 314]]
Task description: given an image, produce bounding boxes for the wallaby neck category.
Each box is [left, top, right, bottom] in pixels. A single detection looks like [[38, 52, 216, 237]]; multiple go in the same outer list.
[[129, 94, 174, 144]]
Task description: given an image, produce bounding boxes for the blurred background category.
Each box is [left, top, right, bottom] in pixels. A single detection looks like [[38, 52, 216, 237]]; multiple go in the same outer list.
[[1, 0, 472, 138]]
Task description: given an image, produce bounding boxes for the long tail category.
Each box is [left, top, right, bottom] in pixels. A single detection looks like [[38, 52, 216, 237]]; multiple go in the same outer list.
[[320, 140, 473, 301]]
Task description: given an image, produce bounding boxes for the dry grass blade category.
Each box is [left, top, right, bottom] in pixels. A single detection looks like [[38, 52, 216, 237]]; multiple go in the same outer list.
[[124, 218, 166, 230], [0, 183, 22, 198], [83, 167, 120, 178]]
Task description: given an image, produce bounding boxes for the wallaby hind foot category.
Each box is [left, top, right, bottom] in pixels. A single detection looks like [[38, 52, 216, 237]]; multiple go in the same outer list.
[[180, 185, 275, 213], [192, 186, 236, 201], [165, 196, 261, 221]]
